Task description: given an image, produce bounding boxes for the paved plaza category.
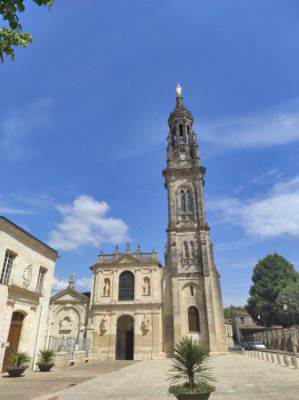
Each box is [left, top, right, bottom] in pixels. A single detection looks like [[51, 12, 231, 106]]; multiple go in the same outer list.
[[1, 355, 299, 400]]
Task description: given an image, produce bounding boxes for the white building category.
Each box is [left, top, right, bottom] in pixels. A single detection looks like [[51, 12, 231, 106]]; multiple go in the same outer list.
[[0, 216, 58, 371]]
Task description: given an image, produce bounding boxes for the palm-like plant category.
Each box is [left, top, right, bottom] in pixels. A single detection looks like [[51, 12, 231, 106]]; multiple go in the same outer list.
[[39, 349, 55, 363], [168, 336, 215, 396], [10, 351, 30, 368]]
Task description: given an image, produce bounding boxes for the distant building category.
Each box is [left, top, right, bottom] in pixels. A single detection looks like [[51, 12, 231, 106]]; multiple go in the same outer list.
[[235, 311, 265, 344], [0, 217, 58, 371]]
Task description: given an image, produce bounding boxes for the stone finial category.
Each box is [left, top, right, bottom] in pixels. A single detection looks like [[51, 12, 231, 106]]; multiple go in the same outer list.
[[151, 247, 157, 260], [137, 244, 141, 254], [115, 244, 119, 255], [69, 271, 75, 289], [125, 243, 130, 255], [99, 250, 104, 263]]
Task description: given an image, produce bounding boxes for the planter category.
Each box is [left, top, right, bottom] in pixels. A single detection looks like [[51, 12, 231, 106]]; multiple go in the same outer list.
[[176, 393, 212, 400], [6, 367, 27, 377], [37, 363, 55, 372]]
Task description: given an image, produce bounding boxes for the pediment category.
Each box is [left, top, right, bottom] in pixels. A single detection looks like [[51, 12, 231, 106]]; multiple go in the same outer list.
[[51, 287, 89, 303]]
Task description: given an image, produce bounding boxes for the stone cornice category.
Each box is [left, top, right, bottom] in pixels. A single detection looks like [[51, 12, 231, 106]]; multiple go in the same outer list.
[[162, 166, 206, 179], [8, 285, 40, 304]]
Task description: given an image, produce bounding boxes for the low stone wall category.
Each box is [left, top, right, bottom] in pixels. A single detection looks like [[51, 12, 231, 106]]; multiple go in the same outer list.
[[244, 349, 299, 369]]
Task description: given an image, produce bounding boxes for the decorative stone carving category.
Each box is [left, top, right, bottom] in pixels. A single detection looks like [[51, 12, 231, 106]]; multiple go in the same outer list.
[[22, 264, 32, 289], [103, 278, 110, 296], [60, 316, 72, 331], [141, 314, 150, 334], [100, 315, 107, 332], [143, 278, 150, 296]]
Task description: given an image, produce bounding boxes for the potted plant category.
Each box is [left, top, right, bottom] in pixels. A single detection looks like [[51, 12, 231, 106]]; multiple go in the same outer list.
[[37, 349, 55, 371], [168, 336, 216, 400], [6, 351, 30, 377]]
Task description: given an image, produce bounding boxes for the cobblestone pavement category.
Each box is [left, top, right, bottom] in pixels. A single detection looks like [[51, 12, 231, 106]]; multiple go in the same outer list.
[[0, 360, 135, 400], [58, 355, 299, 400]]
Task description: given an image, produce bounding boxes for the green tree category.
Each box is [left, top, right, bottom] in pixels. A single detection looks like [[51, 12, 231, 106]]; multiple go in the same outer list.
[[246, 253, 299, 326], [0, 0, 53, 62], [223, 305, 246, 323], [276, 282, 299, 327]]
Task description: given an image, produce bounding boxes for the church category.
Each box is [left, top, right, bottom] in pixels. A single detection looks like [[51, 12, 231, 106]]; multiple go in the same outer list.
[[48, 86, 227, 361]]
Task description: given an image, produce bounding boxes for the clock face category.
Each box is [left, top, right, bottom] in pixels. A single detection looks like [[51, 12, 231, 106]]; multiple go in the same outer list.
[[180, 153, 186, 160]]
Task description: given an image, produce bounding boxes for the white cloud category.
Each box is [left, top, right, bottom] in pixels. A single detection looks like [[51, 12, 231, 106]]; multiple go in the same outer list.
[[76, 277, 91, 290], [49, 194, 129, 251], [52, 276, 68, 292], [208, 174, 299, 238], [0, 97, 53, 161], [200, 99, 299, 150]]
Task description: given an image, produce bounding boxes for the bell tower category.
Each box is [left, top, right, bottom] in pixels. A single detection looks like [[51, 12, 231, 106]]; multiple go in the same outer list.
[[162, 85, 227, 354]]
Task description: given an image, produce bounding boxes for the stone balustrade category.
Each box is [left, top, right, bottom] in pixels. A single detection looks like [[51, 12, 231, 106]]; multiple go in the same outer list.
[[245, 349, 299, 369]]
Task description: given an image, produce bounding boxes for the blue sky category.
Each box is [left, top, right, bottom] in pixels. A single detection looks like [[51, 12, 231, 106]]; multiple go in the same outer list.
[[1, 0, 299, 306]]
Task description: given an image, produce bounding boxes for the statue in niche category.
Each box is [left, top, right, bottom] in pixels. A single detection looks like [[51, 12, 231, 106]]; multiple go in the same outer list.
[[100, 315, 107, 331], [103, 279, 110, 296], [141, 314, 150, 333], [143, 278, 150, 295]]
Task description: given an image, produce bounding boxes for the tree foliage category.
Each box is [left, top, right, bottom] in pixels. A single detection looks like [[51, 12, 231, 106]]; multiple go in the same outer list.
[[276, 282, 299, 327], [0, 0, 53, 62], [224, 305, 246, 323], [246, 253, 299, 326]]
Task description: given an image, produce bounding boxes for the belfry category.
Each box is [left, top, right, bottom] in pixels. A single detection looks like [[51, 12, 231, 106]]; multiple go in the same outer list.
[[163, 85, 227, 353]]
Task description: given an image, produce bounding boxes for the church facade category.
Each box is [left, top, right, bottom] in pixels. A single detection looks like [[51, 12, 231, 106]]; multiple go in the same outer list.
[[49, 87, 227, 360]]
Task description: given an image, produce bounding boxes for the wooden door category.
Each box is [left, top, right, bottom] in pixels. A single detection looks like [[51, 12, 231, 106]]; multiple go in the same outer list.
[[2, 312, 24, 371]]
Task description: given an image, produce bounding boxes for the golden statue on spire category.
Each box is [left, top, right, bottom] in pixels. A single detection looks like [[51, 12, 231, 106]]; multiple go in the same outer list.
[[176, 83, 182, 97]]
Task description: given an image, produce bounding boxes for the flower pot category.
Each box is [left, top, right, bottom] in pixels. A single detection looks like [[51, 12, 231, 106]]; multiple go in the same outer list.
[[37, 363, 55, 372], [176, 393, 212, 400], [6, 367, 27, 377]]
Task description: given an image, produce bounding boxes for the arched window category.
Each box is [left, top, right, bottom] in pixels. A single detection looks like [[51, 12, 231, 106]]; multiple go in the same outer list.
[[190, 285, 194, 296], [179, 124, 184, 144], [186, 125, 190, 142], [173, 128, 176, 145], [188, 307, 200, 332], [180, 190, 186, 212], [185, 191, 193, 212], [190, 241, 195, 258], [119, 271, 134, 301], [183, 241, 189, 259]]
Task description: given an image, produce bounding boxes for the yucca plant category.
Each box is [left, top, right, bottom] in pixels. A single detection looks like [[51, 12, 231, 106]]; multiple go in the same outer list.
[[39, 349, 55, 363], [10, 351, 30, 368], [168, 336, 216, 398]]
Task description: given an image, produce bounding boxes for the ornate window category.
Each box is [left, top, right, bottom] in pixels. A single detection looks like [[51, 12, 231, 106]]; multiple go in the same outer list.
[[183, 241, 189, 259], [188, 306, 200, 332], [0, 250, 16, 285], [178, 188, 193, 215], [119, 271, 134, 301], [36, 267, 47, 294]]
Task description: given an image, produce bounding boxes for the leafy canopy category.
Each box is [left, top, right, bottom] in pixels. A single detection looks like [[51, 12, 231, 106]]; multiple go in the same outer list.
[[168, 336, 215, 395], [246, 253, 299, 326], [0, 0, 53, 62], [276, 282, 299, 326], [224, 305, 246, 323]]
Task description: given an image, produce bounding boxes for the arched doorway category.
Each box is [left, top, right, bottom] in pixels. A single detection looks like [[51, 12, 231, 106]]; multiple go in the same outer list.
[[116, 315, 134, 360], [2, 312, 25, 371]]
